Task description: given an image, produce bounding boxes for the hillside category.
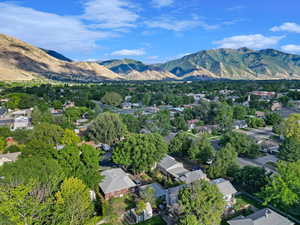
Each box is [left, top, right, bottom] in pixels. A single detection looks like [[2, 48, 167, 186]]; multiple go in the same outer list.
[[0, 34, 122, 81], [157, 47, 300, 80], [41, 49, 72, 62], [99, 59, 178, 80]]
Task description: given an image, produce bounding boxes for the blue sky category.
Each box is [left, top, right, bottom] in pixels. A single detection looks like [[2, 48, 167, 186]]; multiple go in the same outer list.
[[0, 0, 299, 63]]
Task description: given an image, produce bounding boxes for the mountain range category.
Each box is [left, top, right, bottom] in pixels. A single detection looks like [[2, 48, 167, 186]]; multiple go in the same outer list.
[[1, 33, 300, 82]]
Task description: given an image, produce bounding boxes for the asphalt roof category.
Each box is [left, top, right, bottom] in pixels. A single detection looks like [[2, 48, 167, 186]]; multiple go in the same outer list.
[[99, 168, 136, 194]]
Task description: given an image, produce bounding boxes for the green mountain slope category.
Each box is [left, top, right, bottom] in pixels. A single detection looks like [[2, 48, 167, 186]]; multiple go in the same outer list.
[[157, 48, 300, 80]]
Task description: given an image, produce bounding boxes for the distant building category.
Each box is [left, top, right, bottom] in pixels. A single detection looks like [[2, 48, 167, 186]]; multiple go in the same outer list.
[[187, 119, 199, 130], [0, 152, 21, 166], [211, 178, 237, 207], [227, 208, 294, 225], [121, 102, 132, 109], [0, 107, 7, 118], [250, 91, 276, 97], [12, 116, 30, 130], [196, 125, 219, 134], [271, 102, 282, 111], [99, 168, 136, 200], [233, 120, 248, 129]]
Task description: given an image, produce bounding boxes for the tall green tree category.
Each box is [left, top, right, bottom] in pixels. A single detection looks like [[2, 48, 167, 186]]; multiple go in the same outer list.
[[88, 112, 128, 145], [101, 92, 123, 106], [53, 177, 95, 225], [112, 133, 167, 173], [278, 137, 300, 162], [207, 143, 238, 178], [179, 180, 225, 225], [168, 132, 192, 157], [188, 135, 215, 164], [260, 160, 300, 212], [283, 113, 300, 139]]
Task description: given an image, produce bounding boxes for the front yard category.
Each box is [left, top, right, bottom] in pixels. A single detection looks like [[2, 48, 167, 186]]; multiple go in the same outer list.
[[136, 216, 166, 225]]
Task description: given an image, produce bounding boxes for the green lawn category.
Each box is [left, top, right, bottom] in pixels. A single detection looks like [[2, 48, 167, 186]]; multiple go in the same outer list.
[[136, 216, 166, 225]]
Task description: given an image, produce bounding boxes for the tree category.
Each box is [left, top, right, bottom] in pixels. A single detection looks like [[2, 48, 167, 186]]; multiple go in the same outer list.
[[283, 114, 300, 139], [179, 215, 199, 225], [233, 166, 268, 193], [207, 143, 238, 178], [168, 132, 192, 157], [221, 132, 260, 158], [247, 117, 265, 128], [278, 137, 300, 162], [172, 115, 188, 131], [112, 133, 167, 173], [135, 200, 146, 215], [0, 181, 51, 225], [88, 112, 128, 145], [121, 114, 141, 133], [62, 129, 81, 146], [55, 145, 102, 189], [179, 180, 225, 225], [31, 123, 65, 147], [0, 137, 6, 152], [259, 160, 300, 211], [265, 112, 283, 126], [142, 93, 151, 106], [101, 92, 122, 106], [53, 177, 95, 225], [233, 105, 247, 120], [210, 102, 233, 131], [31, 107, 53, 125], [188, 135, 215, 164], [140, 186, 156, 207]]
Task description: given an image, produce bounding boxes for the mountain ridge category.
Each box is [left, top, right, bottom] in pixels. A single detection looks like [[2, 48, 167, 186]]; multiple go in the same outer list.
[[1, 33, 300, 81]]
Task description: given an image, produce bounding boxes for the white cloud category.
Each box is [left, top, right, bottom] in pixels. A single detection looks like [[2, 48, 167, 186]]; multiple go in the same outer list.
[[111, 49, 145, 56], [82, 0, 139, 29], [145, 17, 218, 32], [214, 34, 284, 49], [281, 44, 300, 53], [271, 22, 300, 33], [0, 2, 112, 53], [151, 0, 174, 8]]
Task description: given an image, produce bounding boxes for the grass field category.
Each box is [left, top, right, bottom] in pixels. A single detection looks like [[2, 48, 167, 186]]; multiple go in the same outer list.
[[136, 216, 166, 225]]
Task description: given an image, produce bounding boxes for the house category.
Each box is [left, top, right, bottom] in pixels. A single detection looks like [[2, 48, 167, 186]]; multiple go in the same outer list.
[[178, 169, 207, 184], [157, 155, 188, 179], [12, 116, 30, 130], [157, 155, 207, 184], [0, 152, 21, 166], [227, 208, 294, 225], [139, 183, 166, 199], [250, 91, 276, 98], [211, 178, 237, 207], [260, 140, 280, 154], [233, 120, 248, 129], [187, 119, 199, 130], [256, 111, 266, 118], [11, 109, 32, 118], [99, 168, 136, 200], [121, 102, 132, 109], [130, 202, 153, 223], [0, 118, 13, 127], [196, 125, 219, 134], [166, 184, 186, 208], [271, 102, 282, 111]]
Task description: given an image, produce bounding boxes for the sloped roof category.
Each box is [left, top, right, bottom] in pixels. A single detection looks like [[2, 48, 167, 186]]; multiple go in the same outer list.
[[158, 155, 182, 171], [228, 208, 294, 225], [0, 152, 21, 162], [179, 169, 207, 184], [211, 178, 237, 196], [99, 168, 136, 194]]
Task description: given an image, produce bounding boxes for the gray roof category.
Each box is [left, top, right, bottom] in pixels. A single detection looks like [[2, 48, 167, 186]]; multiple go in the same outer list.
[[140, 183, 166, 198], [179, 169, 207, 184], [211, 178, 237, 196], [0, 152, 21, 163], [99, 168, 136, 194], [228, 208, 294, 225], [158, 155, 182, 171]]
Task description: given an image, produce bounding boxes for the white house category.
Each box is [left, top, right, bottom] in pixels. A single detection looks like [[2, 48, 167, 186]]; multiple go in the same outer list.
[[211, 178, 237, 207], [12, 116, 30, 130]]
